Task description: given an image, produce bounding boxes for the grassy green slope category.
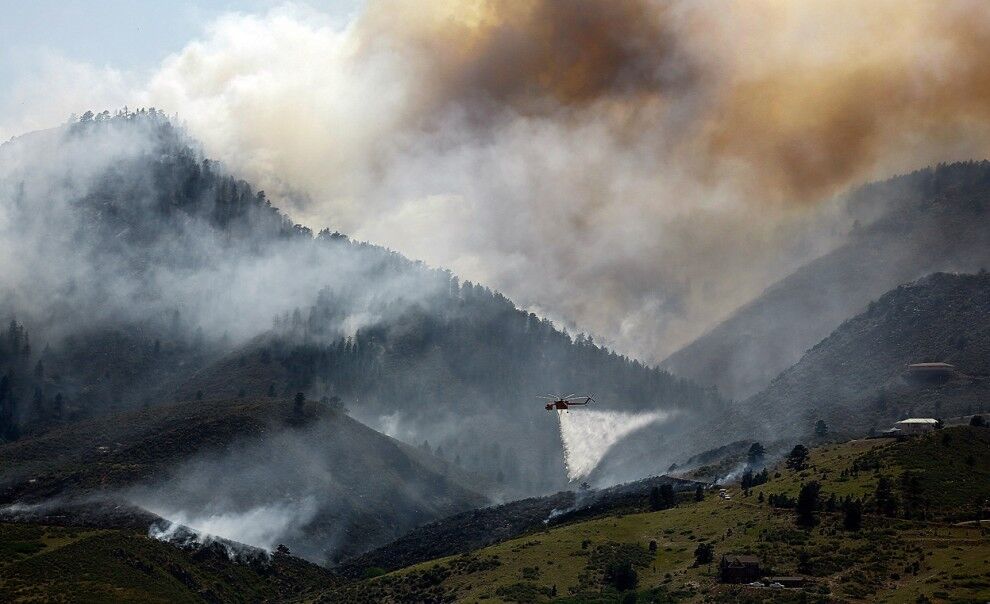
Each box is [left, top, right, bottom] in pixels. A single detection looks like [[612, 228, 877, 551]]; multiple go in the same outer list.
[[330, 427, 990, 603]]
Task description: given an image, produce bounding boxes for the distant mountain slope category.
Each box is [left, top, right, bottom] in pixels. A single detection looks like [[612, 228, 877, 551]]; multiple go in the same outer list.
[[663, 163, 990, 400], [745, 271, 990, 436], [0, 397, 485, 564]]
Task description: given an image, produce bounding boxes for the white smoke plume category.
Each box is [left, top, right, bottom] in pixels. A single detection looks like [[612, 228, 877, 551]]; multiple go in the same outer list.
[[557, 408, 671, 481], [147, 497, 319, 553]]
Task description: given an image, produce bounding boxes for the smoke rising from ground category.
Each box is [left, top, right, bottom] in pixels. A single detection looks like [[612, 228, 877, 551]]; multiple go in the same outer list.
[[90, 0, 990, 363], [147, 498, 319, 553], [123, 410, 483, 564], [557, 408, 670, 481]]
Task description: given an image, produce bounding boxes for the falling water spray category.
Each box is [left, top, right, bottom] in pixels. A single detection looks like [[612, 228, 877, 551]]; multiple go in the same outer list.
[[556, 409, 670, 481]]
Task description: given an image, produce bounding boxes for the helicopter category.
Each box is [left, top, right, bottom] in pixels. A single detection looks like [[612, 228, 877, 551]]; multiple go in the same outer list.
[[540, 394, 595, 412]]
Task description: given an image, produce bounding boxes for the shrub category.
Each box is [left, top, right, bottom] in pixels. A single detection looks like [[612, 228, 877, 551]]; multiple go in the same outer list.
[[604, 560, 639, 591]]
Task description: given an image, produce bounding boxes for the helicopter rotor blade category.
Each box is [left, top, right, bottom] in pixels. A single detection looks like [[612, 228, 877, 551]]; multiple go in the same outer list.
[[563, 395, 593, 405]]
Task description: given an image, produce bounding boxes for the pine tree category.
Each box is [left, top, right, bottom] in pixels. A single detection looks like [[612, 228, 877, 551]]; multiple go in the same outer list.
[[843, 499, 862, 530], [747, 442, 765, 466], [796, 482, 820, 526], [787, 444, 810, 471]]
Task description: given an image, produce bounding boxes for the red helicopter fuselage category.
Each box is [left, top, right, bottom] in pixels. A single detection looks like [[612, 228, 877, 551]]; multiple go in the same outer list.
[[544, 396, 592, 411]]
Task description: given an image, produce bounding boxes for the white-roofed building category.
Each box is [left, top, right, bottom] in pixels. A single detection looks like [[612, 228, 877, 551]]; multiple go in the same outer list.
[[894, 418, 940, 434]]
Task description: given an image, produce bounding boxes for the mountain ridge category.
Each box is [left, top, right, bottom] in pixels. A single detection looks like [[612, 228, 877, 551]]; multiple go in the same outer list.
[[663, 162, 990, 400]]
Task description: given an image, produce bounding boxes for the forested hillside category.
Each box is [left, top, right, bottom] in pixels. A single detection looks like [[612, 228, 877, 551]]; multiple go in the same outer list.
[[0, 109, 304, 435], [170, 280, 720, 495], [0, 110, 723, 497], [664, 162, 990, 400]]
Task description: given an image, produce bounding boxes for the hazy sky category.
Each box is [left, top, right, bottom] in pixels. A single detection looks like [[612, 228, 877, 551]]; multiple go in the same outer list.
[[0, 1, 360, 138]]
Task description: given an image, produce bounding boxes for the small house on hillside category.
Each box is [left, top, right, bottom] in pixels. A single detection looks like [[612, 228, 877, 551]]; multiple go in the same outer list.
[[906, 362, 956, 382], [894, 418, 939, 435], [719, 554, 761, 583]]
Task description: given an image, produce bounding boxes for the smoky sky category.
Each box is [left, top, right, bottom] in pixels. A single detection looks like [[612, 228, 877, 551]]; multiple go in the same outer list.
[[10, 0, 990, 362]]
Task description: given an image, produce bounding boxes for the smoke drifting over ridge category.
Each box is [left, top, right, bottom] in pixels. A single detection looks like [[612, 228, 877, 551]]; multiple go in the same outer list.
[[14, 0, 990, 361]]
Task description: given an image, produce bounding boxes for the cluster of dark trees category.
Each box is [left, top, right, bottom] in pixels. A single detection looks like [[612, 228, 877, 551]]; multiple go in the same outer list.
[[795, 482, 821, 526], [740, 468, 769, 490], [872, 472, 932, 520], [765, 483, 863, 530], [648, 484, 677, 511], [0, 320, 30, 440], [0, 320, 69, 441], [845, 159, 990, 216], [763, 463, 933, 528], [756, 441, 875, 528], [746, 442, 765, 466]]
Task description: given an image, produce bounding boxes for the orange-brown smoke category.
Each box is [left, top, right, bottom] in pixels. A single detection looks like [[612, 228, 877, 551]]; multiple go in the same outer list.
[[704, 1, 990, 202], [355, 0, 990, 204], [358, 0, 689, 113]]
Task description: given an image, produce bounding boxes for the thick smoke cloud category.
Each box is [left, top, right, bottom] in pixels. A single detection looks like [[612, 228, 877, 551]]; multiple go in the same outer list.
[[131, 0, 990, 362], [0, 116, 445, 349], [12, 1, 990, 363]]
